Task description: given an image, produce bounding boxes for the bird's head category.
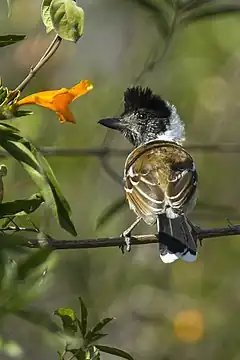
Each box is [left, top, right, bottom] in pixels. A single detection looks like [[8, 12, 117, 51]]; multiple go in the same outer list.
[[98, 86, 185, 147]]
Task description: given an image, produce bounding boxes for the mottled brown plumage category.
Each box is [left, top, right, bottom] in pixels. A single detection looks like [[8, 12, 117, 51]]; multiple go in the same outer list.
[[124, 140, 197, 226]]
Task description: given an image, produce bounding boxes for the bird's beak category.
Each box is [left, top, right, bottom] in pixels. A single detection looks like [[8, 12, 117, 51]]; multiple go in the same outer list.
[[98, 117, 125, 131]]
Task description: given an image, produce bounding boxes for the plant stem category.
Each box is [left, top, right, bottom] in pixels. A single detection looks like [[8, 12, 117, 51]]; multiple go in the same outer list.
[[15, 35, 62, 93]]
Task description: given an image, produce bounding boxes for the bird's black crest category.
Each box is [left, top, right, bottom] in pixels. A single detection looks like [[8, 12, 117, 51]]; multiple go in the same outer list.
[[123, 86, 171, 117]]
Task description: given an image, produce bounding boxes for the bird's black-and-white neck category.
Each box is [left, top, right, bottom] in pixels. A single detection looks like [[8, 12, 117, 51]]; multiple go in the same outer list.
[[140, 103, 185, 146], [156, 103, 185, 144]]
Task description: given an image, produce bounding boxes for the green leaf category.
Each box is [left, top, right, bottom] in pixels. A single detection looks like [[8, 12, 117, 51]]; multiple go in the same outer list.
[[96, 197, 126, 229], [96, 345, 134, 360], [50, 0, 84, 42], [16, 308, 60, 332], [0, 35, 26, 48], [0, 86, 8, 106], [13, 109, 33, 118], [91, 317, 114, 334], [183, 4, 240, 24], [17, 248, 52, 280], [178, 0, 213, 11], [87, 333, 108, 343], [0, 193, 44, 218], [78, 297, 88, 337], [54, 307, 78, 334], [41, 0, 54, 33], [35, 152, 77, 236], [0, 123, 77, 236]]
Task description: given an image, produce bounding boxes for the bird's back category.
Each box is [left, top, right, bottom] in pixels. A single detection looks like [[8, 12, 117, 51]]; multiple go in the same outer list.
[[124, 140, 197, 225]]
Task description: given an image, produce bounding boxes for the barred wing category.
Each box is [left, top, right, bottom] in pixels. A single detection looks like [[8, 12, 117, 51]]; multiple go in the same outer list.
[[124, 140, 197, 225]]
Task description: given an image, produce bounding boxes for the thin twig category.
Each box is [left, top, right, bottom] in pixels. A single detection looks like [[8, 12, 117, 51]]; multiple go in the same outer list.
[[15, 35, 62, 93], [4, 225, 240, 250], [135, 6, 179, 83], [0, 144, 238, 159]]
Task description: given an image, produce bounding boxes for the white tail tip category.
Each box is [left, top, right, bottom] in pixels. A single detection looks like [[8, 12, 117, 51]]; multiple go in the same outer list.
[[160, 251, 197, 263]]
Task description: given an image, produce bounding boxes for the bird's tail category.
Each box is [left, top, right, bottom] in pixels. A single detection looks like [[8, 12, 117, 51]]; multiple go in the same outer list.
[[157, 214, 197, 263]]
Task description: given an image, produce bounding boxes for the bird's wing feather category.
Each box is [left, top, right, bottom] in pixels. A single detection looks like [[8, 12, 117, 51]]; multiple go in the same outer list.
[[124, 141, 197, 225]]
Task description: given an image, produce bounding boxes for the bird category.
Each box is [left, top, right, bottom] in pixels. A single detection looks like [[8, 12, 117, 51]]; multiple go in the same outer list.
[[98, 86, 198, 263]]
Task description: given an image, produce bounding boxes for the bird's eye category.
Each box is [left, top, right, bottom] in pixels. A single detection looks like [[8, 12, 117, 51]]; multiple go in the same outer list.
[[138, 112, 146, 119]]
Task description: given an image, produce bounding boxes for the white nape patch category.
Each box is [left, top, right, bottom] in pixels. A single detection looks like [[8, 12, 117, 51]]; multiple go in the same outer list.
[[157, 102, 185, 144], [160, 250, 197, 264]]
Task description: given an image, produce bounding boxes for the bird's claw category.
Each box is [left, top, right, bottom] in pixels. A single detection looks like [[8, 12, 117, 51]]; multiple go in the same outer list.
[[119, 233, 132, 254]]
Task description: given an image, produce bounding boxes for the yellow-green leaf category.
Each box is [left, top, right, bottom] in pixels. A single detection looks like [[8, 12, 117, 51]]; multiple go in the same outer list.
[[54, 307, 78, 334], [50, 0, 84, 42], [41, 0, 54, 33]]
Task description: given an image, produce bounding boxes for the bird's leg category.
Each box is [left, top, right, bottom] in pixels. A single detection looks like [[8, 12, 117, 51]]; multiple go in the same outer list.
[[120, 217, 141, 254]]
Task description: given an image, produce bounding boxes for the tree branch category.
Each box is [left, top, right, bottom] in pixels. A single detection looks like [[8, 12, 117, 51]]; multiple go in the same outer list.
[[6, 224, 240, 250], [0, 144, 239, 159]]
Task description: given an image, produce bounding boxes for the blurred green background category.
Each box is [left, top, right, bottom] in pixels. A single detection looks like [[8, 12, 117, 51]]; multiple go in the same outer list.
[[2, 0, 240, 359]]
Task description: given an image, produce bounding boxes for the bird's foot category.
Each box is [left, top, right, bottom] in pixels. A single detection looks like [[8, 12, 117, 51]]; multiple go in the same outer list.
[[119, 231, 132, 254], [119, 217, 141, 254]]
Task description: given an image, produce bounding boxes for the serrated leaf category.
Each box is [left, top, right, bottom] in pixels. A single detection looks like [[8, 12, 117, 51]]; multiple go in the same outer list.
[[78, 297, 88, 337], [54, 307, 78, 334], [16, 308, 60, 333], [0, 123, 77, 236], [50, 0, 84, 42], [41, 0, 54, 33], [183, 4, 240, 24], [0, 193, 44, 218], [17, 248, 52, 280], [96, 197, 126, 229], [96, 345, 134, 360], [0, 35, 26, 47]]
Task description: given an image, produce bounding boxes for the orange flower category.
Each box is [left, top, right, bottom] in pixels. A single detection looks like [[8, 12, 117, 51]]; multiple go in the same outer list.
[[17, 80, 93, 123]]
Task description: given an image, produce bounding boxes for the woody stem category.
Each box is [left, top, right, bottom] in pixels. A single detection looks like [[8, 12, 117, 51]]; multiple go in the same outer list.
[[15, 35, 62, 93]]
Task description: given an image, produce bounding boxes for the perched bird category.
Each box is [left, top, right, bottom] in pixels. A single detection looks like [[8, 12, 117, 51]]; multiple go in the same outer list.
[[98, 86, 198, 263]]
